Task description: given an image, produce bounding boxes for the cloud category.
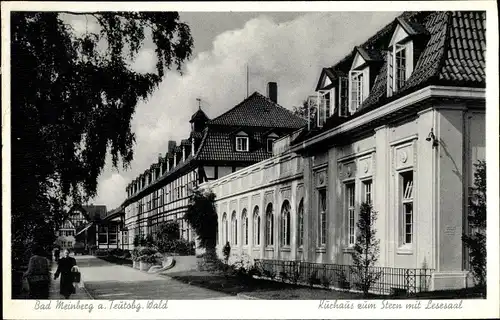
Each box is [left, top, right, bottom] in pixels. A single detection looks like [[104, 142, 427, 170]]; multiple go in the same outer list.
[[92, 12, 401, 209]]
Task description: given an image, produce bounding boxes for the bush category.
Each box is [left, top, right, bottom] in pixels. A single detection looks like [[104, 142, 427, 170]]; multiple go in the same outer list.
[[139, 252, 163, 264], [157, 239, 194, 255], [94, 249, 109, 257], [197, 250, 227, 273], [308, 271, 321, 287]]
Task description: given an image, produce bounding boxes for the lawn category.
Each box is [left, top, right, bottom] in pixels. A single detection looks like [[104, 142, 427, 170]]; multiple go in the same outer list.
[[167, 270, 485, 300], [167, 270, 362, 299]]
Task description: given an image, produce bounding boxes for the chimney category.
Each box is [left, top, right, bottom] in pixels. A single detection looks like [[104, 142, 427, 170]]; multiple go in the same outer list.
[[267, 82, 278, 103], [167, 140, 176, 153]]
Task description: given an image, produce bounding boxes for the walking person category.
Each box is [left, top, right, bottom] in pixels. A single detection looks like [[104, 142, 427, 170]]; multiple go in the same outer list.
[[23, 245, 50, 299], [54, 249, 77, 299], [54, 247, 60, 264]]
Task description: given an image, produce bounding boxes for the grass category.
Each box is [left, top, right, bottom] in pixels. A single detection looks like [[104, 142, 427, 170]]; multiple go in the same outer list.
[[168, 270, 486, 300], [168, 270, 363, 298]]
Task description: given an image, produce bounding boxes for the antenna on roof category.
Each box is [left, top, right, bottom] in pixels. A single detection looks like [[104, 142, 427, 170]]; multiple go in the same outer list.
[[196, 98, 201, 110]]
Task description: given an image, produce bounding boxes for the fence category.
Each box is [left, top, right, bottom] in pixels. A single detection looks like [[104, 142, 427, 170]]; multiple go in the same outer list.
[[254, 259, 433, 295]]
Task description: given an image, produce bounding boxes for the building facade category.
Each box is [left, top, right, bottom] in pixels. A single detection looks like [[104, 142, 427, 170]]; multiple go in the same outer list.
[[201, 11, 486, 291], [119, 83, 307, 250]]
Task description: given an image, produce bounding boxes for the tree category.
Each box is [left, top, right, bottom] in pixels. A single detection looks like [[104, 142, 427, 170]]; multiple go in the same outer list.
[[350, 202, 382, 296], [292, 99, 317, 123], [184, 189, 218, 251], [462, 160, 486, 289], [11, 12, 193, 271]]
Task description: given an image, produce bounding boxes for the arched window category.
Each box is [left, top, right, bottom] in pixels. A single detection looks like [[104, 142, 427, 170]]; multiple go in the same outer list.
[[281, 200, 291, 246], [241, 209, 248, 245], [222, 213, 228, 244], [265, 203, 274, 246], [253, 206, 260, 246], [298, 199, 304, 247], [231, 211, 237, 245]]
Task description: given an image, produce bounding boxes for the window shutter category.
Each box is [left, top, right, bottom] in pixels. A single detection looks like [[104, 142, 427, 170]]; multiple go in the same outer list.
[[348, 71, 354, 114], [405, 41, 414, 79], [387, 50, 394, 97], [330, 88, 335, 117], [363, 68, 370, 100], [338, 77, 348, 117]]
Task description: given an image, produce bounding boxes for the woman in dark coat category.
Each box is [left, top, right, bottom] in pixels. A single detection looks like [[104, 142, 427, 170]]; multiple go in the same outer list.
[[23, 245, 50, 299], [54, 249, 77, 299]]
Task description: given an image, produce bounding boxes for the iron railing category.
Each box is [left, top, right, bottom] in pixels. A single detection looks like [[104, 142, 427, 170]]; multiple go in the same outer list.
[[254, 259, 433, 295]]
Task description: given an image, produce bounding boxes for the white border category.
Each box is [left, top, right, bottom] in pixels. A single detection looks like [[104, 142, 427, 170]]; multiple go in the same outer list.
[[2, 1, 499, 319]]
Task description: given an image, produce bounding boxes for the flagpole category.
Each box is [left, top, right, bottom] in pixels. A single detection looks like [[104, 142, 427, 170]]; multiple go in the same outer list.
[[246, 64, 249, 98]]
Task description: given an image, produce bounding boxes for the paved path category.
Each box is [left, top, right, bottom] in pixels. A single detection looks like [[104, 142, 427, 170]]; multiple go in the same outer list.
[[73, 256, 243, 300]]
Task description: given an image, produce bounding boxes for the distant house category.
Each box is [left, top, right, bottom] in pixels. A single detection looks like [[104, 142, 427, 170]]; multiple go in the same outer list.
[[116, 82, 307, 250], [56, 205, 107, 252]]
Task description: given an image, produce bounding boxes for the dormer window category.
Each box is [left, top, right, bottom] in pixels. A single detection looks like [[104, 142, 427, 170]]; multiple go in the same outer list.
[[387, 19, 417, 96], [265, 132, 279, 153], [266, 138, 275, 153], [236, 136, 249, 152], [348, 48, 372, 114], [234, 130, 250, 152]]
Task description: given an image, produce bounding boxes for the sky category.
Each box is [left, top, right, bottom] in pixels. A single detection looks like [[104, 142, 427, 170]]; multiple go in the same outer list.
[[81, 11, 402, 210]]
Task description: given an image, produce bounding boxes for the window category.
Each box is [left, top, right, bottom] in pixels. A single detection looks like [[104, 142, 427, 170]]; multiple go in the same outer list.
[[236, 137, 249, 152], [267, 138, 276, 153], [98, 226, 108, 244], [253, 206, 261, 246], [298, 199, 304, 247], [265, 203, 274, 246], [401, 171, 414, 245], [231, 211, 237, 245], [363, 180, 373, 204], [281, 201, 291, 247], [317, 90, 334, 127], [222, 213, 228, 244], [242, 209, 248, 245], [349, 71, 364, 112], [123, 231, 128, 245], [346, 183, 356, 246], [387, 40, 414, 96], [395, 45, 406, 91], [338, 77, 349, 117], [318, 189, 327, 246]]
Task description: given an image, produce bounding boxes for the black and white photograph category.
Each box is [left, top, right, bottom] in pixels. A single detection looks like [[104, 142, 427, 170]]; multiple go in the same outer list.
[[2, 1, 498, 319]]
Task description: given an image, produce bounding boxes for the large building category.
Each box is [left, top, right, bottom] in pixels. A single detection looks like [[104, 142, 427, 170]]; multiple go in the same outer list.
[[117, 83, 307, 249], [200, 11, 486, 292]]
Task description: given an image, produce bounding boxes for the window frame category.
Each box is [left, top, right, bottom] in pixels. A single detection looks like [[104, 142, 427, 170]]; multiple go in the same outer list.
[[349, 70, 364, 113], [345, 182, 356, 246], [241, 209, 248, 246], [297, 198, 304, 248], [280, 201, 291, 247], [253, 206, 261, 246], [317, 188, 327, 247], [235, 136, 249, 152], [400, 170, 414, 247], [265, 203, 274, 246], [231, 211, 237, 245]]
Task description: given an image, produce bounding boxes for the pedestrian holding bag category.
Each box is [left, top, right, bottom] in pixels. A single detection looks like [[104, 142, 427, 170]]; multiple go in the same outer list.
[[71, 266, 81, 283]]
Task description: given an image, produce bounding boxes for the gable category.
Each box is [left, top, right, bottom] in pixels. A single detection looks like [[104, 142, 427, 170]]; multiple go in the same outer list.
[[267, 132, 279, 139], [389, 23, 410, 47], [351, 51, 367, 70], [235, 131, 249, 137]]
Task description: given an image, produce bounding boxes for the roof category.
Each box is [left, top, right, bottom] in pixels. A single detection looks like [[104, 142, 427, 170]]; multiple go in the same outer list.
[[190, 108, 209, 122], [194, 129, 270, 162], [208, 92, 307, 128], [293, 11, 486, 145]]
